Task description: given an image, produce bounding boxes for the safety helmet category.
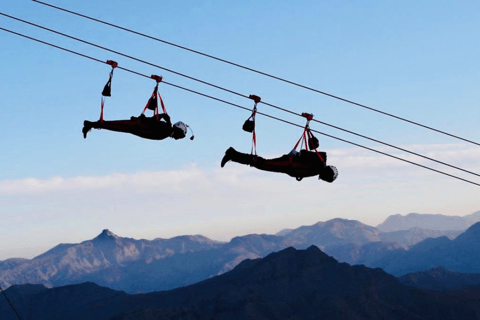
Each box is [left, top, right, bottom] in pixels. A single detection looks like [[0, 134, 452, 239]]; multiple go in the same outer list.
[[319, 165, 338, 183], [171, 121, 187, 140]]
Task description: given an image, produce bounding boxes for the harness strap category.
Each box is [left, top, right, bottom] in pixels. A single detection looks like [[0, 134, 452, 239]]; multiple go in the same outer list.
[[100, 96, 105, 123], [291, 114, 325, 162], [142, 84, 158, 114], [247, 95, 261, 158], [293, 134, 303, 151], [303, 131, 308, 151], [158, 92, 167, 114], [293, 123, 309, 151], [142, 83, 168, 119], [251, 126, 257, 156], [307, 129, 325, 163], [99, 60, 118, 122]]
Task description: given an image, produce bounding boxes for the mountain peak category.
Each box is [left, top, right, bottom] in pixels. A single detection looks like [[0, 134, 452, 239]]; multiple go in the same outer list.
[[94, 229, 119, 240]]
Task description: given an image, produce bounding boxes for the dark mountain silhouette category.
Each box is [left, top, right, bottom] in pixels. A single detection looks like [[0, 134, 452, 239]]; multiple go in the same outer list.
[[377, 211, 480, 232], [3, 247, 480, 320], [369, 222, 480, 276], [0, 282, 130, 320], [398, 266, 480, 290]]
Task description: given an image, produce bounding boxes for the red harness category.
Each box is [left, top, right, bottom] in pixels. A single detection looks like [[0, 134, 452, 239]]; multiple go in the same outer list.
[[292, 113, 325, 163], [142, 75, 167, 121], [99, 60, 118, 123]]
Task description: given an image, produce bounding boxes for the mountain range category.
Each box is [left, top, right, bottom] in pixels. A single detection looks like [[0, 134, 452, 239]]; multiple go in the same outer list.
[[369, 222, 480, 276], [1, 211, 477, 293], [3, 246, 480, 320]]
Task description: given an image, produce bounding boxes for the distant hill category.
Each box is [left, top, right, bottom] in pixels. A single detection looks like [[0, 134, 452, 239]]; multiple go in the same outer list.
[[398, 267, 480, 290], [281, 218, 460, 248], [282, 218, 382, 249], [378, 227, 461, 246], [369, 222, 480, 276], [279, 219, 460, 265], [0, 258, 28, 269], [275, 228, 293, 237], [377, 211, 480, 232], [3, 247, 480, 320], [324, 241, 409, 266]]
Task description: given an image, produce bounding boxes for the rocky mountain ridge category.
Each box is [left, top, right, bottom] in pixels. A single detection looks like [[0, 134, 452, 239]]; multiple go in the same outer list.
[[369, 222, 480, 275], [398, 266, 480, 290], [0, 217, 472, 293], [3, 247, 480, 320]]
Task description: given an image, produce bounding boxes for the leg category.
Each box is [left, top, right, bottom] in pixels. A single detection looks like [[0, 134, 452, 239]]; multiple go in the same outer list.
[[220, 148, 292, 174], [221, 147, 257, 167]]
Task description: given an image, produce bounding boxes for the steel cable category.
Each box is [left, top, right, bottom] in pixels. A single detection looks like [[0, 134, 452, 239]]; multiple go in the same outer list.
[[1, 12, 479, 179], [0, 26, 479, 187], [30, 0, 480, 147]]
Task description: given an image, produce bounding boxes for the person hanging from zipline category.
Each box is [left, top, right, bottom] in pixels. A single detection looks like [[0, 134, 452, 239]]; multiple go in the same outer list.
[[82, 62, 193, 141], [220, 98, 338, 182]]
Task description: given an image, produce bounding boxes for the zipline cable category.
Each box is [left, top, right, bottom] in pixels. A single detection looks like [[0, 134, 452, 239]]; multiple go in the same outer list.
[[30, 0, 480, 148], [1, 12, 479, 179], [1, 26, 479, 187], [0, 284, 23, 320]]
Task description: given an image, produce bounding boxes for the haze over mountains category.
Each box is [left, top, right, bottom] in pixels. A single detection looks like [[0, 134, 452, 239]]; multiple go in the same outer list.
[[372, 222, 480, 276], [377, 211, 480, 232], [3, 247, 480, 320], [1, 211, 478, 293]]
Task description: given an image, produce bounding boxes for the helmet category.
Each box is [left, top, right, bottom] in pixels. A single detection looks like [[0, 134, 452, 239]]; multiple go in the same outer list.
[[171, 121, 187, 140], [319, 165, 338, 183]]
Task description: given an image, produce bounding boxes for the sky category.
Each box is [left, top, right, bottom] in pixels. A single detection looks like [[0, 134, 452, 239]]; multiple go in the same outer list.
[[0, 0, 479, 260]]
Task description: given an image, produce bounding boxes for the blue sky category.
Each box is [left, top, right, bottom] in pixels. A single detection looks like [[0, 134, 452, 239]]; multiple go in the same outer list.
[[0, 0, 479, 260]]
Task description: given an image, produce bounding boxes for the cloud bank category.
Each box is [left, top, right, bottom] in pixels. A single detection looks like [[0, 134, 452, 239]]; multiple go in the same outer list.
[[1, 144, 479, 260]]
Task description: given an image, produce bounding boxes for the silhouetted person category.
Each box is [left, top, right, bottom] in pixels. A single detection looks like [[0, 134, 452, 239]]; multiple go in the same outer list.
[[221, 147, 338, 182], [82, 113, 191, 140]]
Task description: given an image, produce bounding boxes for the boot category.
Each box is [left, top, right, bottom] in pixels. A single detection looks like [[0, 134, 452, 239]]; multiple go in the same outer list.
[[82, 121, 93, 139], [221, 147, 234, 167], [221, 147, 254, 167]]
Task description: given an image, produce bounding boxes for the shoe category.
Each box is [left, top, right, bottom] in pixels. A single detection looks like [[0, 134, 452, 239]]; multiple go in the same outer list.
[[82, 121, 92, 139], [82, 126, 89, 139], [221, 147, 234, 168]]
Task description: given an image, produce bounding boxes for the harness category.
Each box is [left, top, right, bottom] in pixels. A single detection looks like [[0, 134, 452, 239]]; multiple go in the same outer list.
[[99, 60, 118, 123], [142, 75, 167, 121], [243, 94, 261, 157], [292, 113, 325, 163]]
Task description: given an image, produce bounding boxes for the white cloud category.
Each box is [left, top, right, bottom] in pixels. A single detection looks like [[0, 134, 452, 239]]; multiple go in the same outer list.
[[1, 143, 478, 197], [0, 143, 479, 260]]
